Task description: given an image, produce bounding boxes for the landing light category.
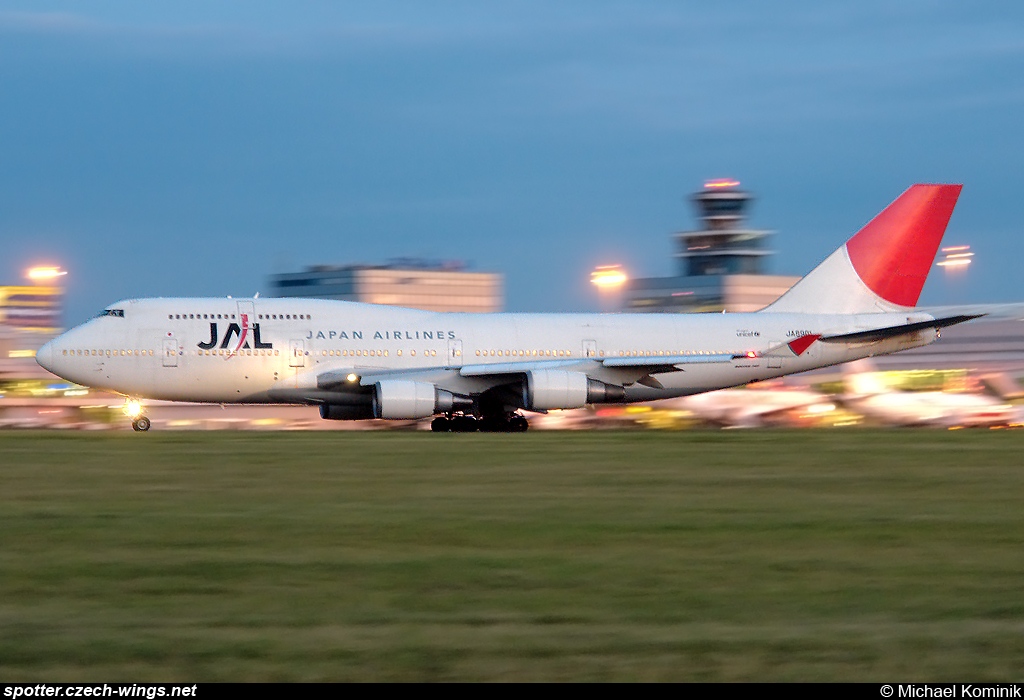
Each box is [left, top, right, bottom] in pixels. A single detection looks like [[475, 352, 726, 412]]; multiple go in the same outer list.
[[123, 400, 143, 418], [346, 373, 359, 383]]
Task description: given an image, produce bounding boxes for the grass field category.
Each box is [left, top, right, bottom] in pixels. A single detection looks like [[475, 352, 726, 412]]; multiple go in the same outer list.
[[1, 429, 1023, 681]]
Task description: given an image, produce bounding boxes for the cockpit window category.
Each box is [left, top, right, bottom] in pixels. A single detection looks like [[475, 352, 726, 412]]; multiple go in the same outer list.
[[97, 309, 125, 318]]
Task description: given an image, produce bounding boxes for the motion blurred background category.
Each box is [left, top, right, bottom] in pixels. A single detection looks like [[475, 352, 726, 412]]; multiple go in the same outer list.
[[3, 0, 1024, 429]]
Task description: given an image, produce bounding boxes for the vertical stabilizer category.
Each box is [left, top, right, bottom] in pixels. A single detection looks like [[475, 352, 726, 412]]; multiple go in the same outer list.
[[763, 184, 962, 314]]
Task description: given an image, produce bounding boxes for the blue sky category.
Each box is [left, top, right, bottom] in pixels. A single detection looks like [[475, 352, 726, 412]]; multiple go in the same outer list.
[[2, 1, 1023, 325]]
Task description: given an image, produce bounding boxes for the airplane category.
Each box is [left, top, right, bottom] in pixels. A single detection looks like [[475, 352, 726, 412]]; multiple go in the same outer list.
[[841, 359, 1022, 428], [34, 183, 1016, 433]]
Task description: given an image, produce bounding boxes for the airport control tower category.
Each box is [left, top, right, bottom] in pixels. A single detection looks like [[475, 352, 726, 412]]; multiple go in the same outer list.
[[624, 179, 798, 312], [676, 179, 771, 277]]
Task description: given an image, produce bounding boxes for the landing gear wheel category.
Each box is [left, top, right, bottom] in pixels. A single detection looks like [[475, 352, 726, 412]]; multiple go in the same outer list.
[[479, 416, 504, 433], [451, 416, 479, 432], [132, 416, 151, 432], [431, 416, 451, 432], [509, 415, 529, 432]]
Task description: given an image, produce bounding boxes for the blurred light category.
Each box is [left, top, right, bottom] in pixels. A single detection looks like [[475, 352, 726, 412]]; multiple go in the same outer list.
[[704, 179, 740, 189], [26, 266, 67, 281], [123, 400, 143, 418], [937, 245, 973, 268], [591, 265, 628, 290], [9, 349, 36, 358], [807, 403, 837, 414]]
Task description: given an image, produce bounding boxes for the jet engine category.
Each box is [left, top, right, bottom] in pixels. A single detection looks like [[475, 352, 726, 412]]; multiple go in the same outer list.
[[372, 380, 470, 419], [522, 370, 625, 410]]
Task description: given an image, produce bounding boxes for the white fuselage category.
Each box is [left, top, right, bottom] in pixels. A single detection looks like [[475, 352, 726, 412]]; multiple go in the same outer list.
[[37, 297, 938, 407]]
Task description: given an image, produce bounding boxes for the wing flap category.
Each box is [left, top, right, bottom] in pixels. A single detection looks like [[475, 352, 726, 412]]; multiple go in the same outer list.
[[602, 353, 735, 368], [459, 359, 586, 377]]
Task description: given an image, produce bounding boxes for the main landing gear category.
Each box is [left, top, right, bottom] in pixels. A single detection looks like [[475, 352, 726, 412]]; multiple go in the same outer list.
[[430, 413, 529, 433], [132, 416, 151, 432]]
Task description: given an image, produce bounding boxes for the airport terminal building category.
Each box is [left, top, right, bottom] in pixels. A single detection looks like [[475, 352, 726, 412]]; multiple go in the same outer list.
[[269, 259, 503, 313]]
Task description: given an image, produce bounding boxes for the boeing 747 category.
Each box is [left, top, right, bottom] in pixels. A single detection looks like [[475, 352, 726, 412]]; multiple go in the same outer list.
[[36, 184, 1012, 432]]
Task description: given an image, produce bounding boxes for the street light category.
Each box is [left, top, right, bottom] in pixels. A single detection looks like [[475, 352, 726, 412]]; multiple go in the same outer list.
[[936, 245, 973, 269], [590, 265, 628, 290], [26, 266, 67, 282], [590, 265, 628, 312]]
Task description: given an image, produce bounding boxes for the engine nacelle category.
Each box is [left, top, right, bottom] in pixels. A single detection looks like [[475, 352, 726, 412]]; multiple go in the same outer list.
[[523, 370, 626, 410], [319, 403, 375, 421], [372, 380, 467, 419]]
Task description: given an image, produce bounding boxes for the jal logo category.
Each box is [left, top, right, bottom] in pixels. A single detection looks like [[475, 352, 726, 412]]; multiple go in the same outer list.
[[197, 314, 273, 352]]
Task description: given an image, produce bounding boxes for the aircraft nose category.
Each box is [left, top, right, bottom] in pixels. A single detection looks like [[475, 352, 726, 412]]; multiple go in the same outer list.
[[36, 339, 56, 374]]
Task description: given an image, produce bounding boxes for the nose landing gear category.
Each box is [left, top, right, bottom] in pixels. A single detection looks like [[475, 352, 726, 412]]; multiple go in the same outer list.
[[124, 399, 150, 432]]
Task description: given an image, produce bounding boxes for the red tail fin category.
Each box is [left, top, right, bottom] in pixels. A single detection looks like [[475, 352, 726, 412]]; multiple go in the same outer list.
[[764, 184, 962, 314], [845, 184, 962, 307]]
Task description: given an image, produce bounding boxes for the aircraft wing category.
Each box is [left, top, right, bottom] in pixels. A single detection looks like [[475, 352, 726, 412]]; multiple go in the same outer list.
[[459, 353, 745, 389], [273, 350, 755, 404], [457, 353, 739, 377]]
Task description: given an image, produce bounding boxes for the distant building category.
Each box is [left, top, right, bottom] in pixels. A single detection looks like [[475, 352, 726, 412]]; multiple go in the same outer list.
[[0, 279, 65, 382], [624, 180, 798, 312], [269, 259, 503, 313], [0, 284, 62, 333]]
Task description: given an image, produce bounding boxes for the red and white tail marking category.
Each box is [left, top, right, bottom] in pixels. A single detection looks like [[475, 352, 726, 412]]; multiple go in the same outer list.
[[764, 184, 962, 314], [845, 184, 962, 307]]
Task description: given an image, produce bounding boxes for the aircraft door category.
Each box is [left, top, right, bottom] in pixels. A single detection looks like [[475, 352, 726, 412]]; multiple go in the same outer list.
[[447, 339, 463, 368], [767, 340, 783, 369], [289, 339, 305, 367], [583, 339, 597, 358], [162, 336, 179, 367]]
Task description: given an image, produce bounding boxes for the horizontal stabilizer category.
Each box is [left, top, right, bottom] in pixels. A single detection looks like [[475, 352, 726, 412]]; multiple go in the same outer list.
[[820, 314, 983, 344], [916, 302, 1024, 322]]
